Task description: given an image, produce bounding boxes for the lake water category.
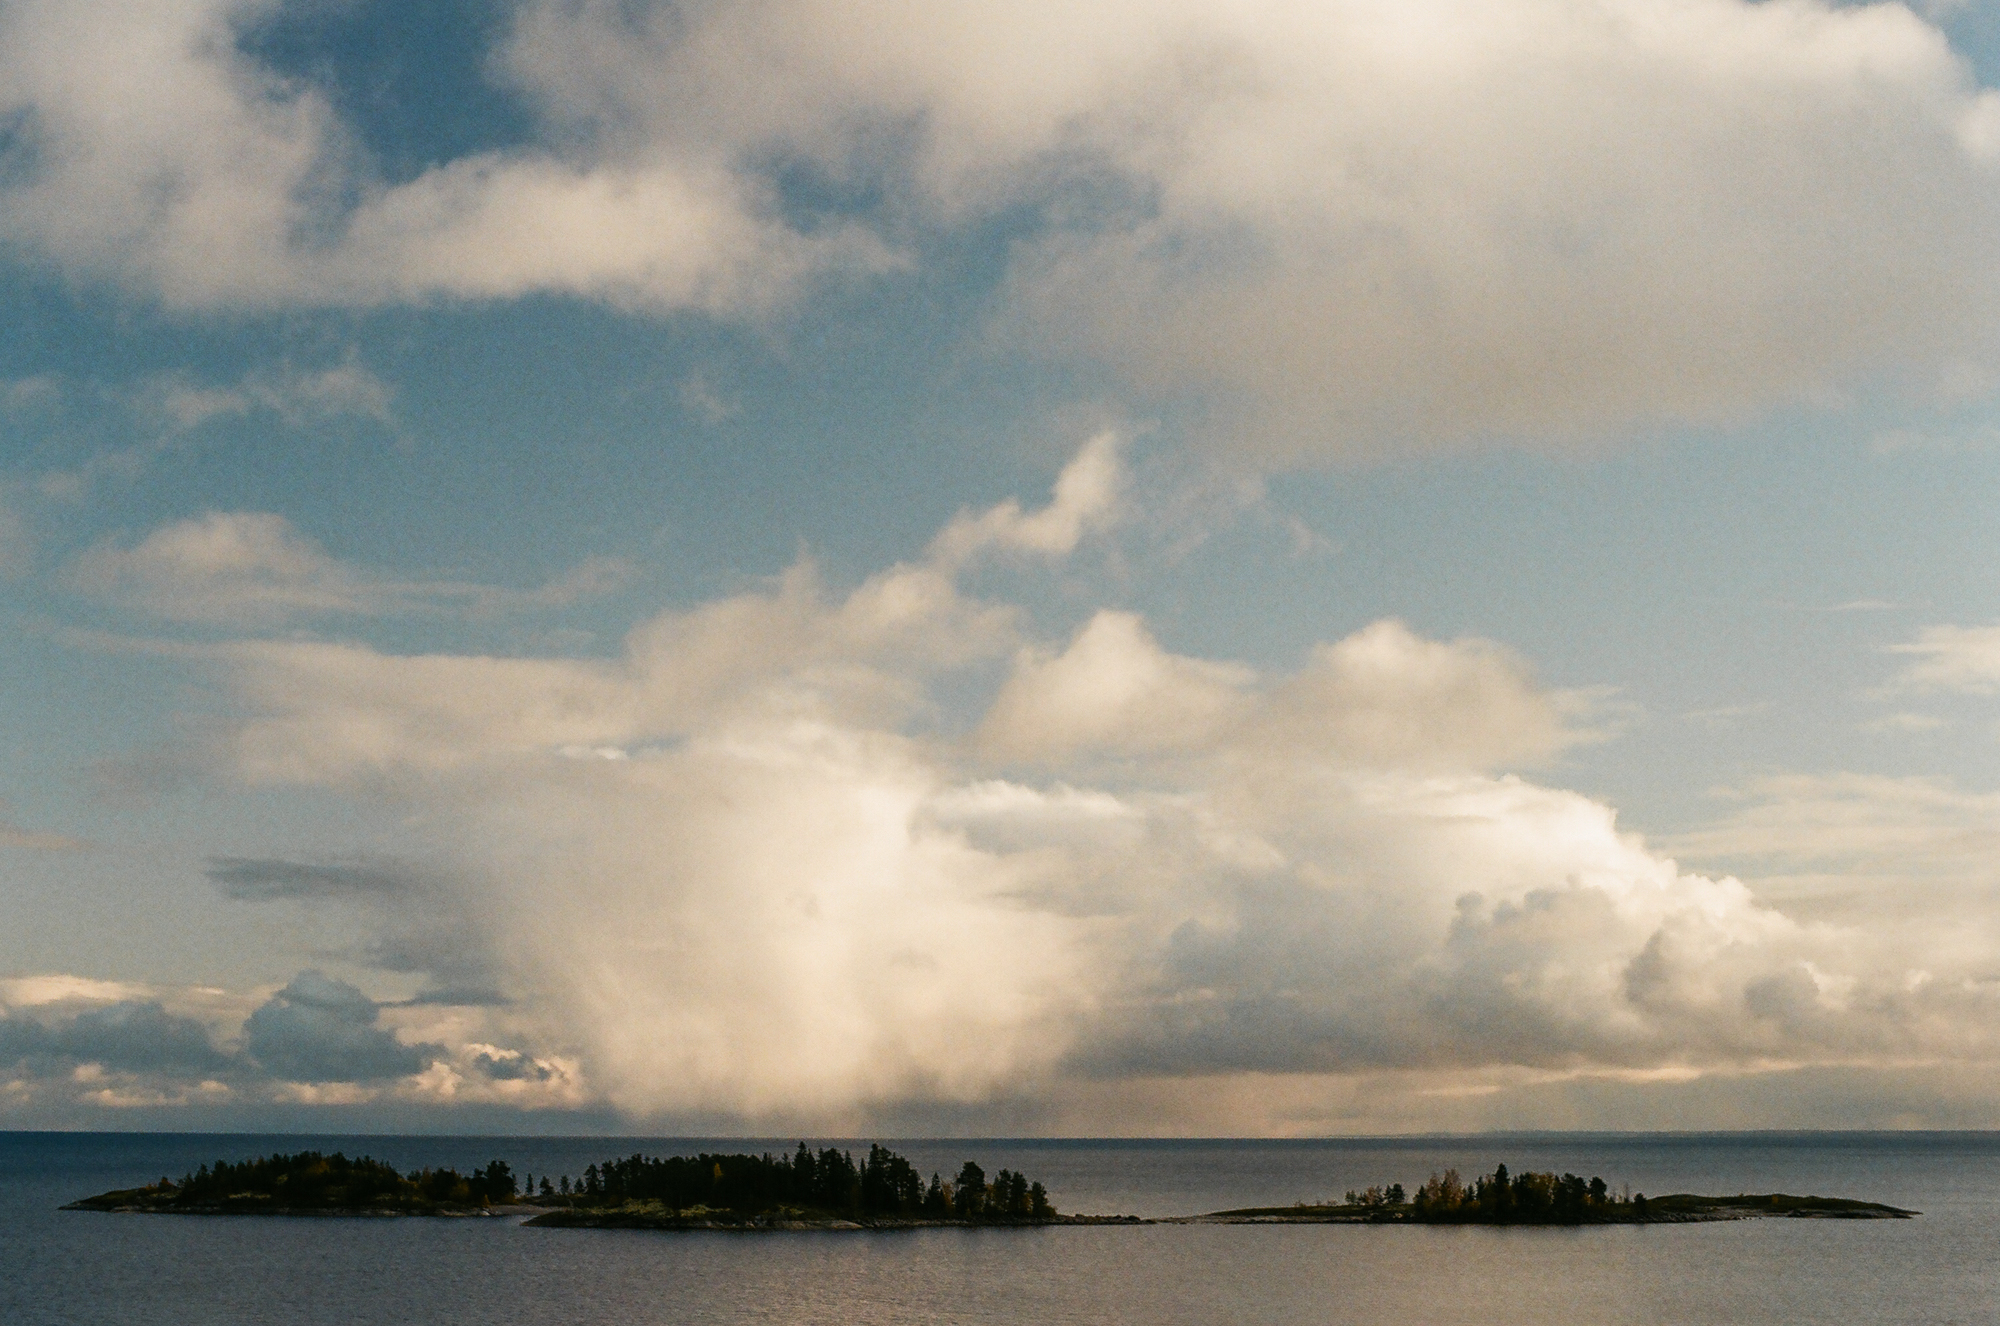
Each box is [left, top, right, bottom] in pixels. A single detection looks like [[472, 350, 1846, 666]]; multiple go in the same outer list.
[[3, 1132, 1996, 1324]]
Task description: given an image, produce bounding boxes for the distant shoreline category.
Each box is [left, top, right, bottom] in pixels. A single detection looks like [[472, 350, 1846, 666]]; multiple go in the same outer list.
[[65, 1194, 1914, 1227], [60, 1148, 1918, 1227], [521, 1193, 1915, 1230]]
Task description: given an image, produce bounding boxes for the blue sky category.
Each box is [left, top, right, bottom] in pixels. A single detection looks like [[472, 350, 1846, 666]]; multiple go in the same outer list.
[[2, 0, 1999, 1133]]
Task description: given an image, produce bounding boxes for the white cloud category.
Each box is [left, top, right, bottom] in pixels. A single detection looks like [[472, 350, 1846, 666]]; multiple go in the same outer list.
[[929, 431, 1126, 569], [1253, 620, 1593, 771], [1889, 623, 2000, 694], [187, 361, 396, 431], [510, 0, 2000, 453], [120, 363, 396, 434], [980, 613, 1588, 771], [4, 3, 1999, 453], [0, 0, 890, 311], [980, 610, 1253, 760], [138, 438, 2000, 1129], [0, 975, 148, 1008], [67, 511, 634, 624]]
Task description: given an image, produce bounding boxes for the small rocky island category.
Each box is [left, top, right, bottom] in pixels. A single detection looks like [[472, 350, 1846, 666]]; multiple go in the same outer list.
[[1189, 1164, 1917, 1224], [66, 1152, 1915, 1227]]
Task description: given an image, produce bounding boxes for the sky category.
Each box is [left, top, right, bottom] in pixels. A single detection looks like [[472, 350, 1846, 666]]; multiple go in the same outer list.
[[2, 0, 2000, 1135]]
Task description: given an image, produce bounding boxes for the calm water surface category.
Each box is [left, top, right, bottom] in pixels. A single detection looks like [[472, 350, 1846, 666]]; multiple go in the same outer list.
[[2, 1132, 1995, 1324]]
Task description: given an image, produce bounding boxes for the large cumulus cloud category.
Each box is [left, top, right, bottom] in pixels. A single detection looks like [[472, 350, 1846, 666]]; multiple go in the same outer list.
[[125, 438, 1999, 1130], [4, 1, 2000, 453]]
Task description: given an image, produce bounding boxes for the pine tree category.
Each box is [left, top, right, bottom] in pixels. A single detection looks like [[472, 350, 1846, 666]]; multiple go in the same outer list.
[[955, 1161, 986, 1218]]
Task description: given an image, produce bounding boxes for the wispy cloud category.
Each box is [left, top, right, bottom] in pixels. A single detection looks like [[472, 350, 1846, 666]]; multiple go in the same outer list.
[[33, 361, 400, 503], [0, 489, 31, 580], [1661, 773, 2000, 929], [1684, 701, 1770, 729], [141, 362, 396, 433], [1871, 422, 2000, 456], [66, 512, 635, 625], [677, 372, 737, 425], [1861, 711, 1945, 735], [1887, 624, 2000, 695], [0, 826, 86, 851], [205, 857, 410, 902], [0, 801, 86, 851]]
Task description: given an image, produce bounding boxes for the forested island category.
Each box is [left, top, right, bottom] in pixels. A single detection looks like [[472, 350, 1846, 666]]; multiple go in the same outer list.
[[520, 1143, 1091, 1228], [66, 1152, 1914, 1227], [1192, 1164, 1917, 1224], [63, 1151, 524, 1216], [64, 1144, 1090, 1228]]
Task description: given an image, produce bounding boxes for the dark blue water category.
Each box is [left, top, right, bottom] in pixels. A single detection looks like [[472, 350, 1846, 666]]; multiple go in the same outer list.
[[4, 1133, 1996, 1324]]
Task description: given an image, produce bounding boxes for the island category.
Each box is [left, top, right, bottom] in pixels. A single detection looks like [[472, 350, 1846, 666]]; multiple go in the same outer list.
[[1187, 1164, 1917, 1224], [65, 1152, 1915, 1227], [62, 1143, 1097, 1228], [519, 1143, 1112, 1229], [63, 1151, 526, 1216]]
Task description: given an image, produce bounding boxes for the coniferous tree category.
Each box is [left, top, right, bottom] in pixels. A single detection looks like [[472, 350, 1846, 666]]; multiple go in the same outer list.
[[482, 1160, 516, 1201], [793, 1142, 815, 1201], [955, 1161, 986, 1218]]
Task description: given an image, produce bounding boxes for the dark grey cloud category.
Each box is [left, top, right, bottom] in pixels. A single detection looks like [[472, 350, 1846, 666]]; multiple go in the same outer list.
[[471, 1049, 553, 1081], [243, 971, 439, 1083], [61, 1000, 235, 1074], [207, 857, 503, 1004], [0, 1015, 55, 1062], [206, 856, 409, 901], [388, 986, 511, 1008], [0, 1001, 230, 1076]]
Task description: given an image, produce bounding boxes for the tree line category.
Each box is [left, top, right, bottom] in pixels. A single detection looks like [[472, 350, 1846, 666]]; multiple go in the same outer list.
[[1341, 1164, 1648, 1223], [521, 1143, 1056, 1221], [158, 1152, 518, 1210], [114, 1143, 1059, 1222]]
